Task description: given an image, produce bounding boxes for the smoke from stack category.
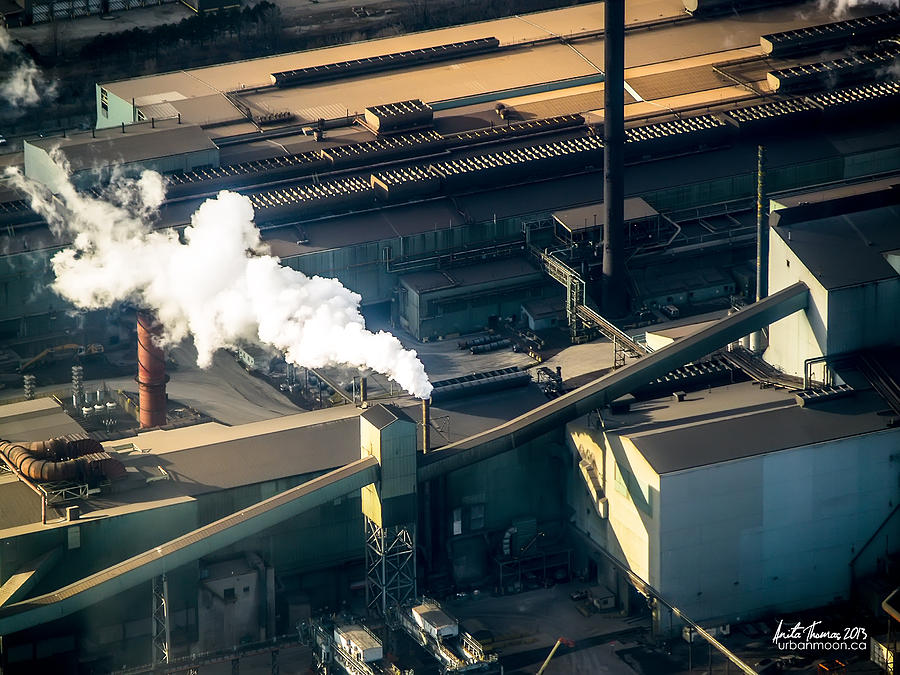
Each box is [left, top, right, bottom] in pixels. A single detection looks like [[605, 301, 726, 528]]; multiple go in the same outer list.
[[6, 156, 433, 399], [817, 0, 899, 18], [0, 27, 55, 110]]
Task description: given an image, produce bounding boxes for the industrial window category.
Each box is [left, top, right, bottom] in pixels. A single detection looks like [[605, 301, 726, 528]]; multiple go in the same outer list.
[[470, 504, 485, 531], [100, 87, 109, 117], [224, 588, 236, 602]]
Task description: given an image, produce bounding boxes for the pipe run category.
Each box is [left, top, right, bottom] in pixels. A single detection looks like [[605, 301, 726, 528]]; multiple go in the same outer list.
[[0, 438, 124, 483]]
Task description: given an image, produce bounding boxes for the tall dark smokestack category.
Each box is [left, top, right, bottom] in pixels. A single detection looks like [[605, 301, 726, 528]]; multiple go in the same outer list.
[[602, 0, 625, 316], [421, 398, 431, 453], [359, 376, 368, 406], [751, 145, 768, 353], [137, 311, 168, 428]]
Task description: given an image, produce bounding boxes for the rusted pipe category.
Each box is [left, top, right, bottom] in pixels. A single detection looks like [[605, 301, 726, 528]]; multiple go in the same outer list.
[[137, 311, 168, 428], [0, 439, 124, 483]]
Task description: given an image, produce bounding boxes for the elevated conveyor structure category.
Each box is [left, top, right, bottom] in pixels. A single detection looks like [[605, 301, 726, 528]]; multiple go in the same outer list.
[[0, 282, 809, 636], [0, 457, 379, 636], [418, 281, 809, 481]]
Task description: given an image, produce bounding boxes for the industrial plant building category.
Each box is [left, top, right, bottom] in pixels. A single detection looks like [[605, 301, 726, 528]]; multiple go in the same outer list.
[[1, 0, 900, 672]]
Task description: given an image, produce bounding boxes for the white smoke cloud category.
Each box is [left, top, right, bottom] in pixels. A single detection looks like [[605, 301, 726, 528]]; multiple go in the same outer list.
[[6, 158, 433, 399], [817, 0, 900, 19], [0, 26, 54, 109]]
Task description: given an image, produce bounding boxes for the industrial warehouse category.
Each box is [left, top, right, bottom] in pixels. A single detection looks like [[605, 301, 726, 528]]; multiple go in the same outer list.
[[1, 0, 900, 673]]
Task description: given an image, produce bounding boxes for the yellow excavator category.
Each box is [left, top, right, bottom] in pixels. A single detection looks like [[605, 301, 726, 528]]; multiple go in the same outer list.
[[19, 343, 104, 372]]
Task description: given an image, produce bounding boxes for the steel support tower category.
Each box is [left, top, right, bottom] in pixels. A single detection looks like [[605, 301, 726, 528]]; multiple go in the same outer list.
[[365, 520, 417, 616], [360, 405, 419, 617], [151, 574, 171, 666]]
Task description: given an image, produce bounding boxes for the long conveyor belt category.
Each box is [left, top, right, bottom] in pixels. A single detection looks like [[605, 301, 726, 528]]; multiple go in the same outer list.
[[0, 282, 808, 636], [418, 281, 809, 481], [0, 457, 379, 636]]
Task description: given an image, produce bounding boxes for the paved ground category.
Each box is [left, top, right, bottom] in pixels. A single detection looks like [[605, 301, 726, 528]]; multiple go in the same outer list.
[[0, 341, 302, 425], [447, 583, 645, 674]]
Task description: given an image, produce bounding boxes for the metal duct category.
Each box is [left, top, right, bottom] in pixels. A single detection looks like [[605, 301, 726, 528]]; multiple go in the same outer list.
[[137, 311, 168, 428], [0, 438, 125, 483]]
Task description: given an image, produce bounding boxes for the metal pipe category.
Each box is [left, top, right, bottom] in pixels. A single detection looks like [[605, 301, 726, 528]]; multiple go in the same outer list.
[[136, 312, 168, 428], [359, 376, 368, 406], [602, 0, 625, 316], [751, 145, 768, 353], [422, 398, 431, 453]]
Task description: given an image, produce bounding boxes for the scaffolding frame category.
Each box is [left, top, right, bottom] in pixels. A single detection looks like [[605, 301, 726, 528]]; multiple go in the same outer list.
[[151, 574, 171, 666], [365, 518, 417, 617]]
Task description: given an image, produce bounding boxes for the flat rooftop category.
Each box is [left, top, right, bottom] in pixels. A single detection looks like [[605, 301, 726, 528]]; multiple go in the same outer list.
[[775, 203, 900, 290], [96, 0, 867, 131], [27, 121, 216, 171], [399, 258, 541, 294], [601, 381, 893, 474], [0, 398, 86, 441], [0, 384, 549, 536], [553, 197, 657, 234]]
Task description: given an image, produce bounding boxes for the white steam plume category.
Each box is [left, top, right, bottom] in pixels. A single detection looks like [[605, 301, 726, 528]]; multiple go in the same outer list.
[[0, 26, 52, 109], [817, 0, 900, 19], [6, 157, 433, 399]]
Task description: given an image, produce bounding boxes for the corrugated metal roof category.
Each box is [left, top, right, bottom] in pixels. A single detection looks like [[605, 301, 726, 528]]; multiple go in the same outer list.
[[361, 404, 414, 429], [27, 121, 217, 171], [608, 384, 892, 474], [0, 398, 86, 442]]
